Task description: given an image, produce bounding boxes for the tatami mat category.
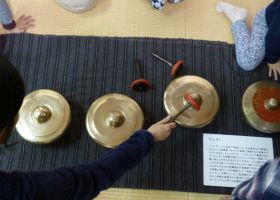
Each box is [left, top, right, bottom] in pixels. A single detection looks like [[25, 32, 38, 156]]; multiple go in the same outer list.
[[96, 188, 224, 200], [1, 0, 271, 43]]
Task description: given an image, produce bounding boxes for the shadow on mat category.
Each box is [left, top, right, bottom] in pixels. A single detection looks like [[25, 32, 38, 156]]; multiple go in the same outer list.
[[0, 35, 7, 55]]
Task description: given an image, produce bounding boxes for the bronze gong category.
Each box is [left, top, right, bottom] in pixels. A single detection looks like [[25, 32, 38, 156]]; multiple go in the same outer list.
[[164, 75, 220, 128], [242, 81, 280, 133], [86, 93, 144, 148], [16, 89, 71, 144]]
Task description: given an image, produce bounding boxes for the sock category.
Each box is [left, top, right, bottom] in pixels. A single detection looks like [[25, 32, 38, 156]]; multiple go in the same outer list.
[[216, 2, 247, 23], [169, 0, 184, 3], [150, 0, 166, 10]]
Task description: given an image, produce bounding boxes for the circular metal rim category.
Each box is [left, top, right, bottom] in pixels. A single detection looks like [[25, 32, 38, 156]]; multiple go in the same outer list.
[[164, 75, 220, 128], [242, 81, 280, 133], [16, 89, 71, 144], [86, 93, 144, 148]]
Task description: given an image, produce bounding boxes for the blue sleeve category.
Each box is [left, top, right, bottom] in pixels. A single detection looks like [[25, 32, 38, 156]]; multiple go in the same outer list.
[[0, 0, 13, 25], [265, 0, 280, 63], [231, 158, 280, 200], [0, 130, 155, 200]]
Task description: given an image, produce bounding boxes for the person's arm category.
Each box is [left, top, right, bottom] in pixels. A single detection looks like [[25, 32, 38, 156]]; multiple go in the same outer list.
[[265, 1, 280, 80], [0, 0, 35, 33], [231, 158, 280, 200], [265, 1, 280, 64], [0, 116, 176, 200], [0, 0, 15, 30]]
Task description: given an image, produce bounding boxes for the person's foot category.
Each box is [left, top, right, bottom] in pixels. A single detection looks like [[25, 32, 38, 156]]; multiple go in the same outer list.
[[150, 0, 166, 10], [169, 0, 184, 3], [216, 2, 247, 23]]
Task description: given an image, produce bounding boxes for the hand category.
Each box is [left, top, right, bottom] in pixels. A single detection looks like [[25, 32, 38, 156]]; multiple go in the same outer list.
[[268, 61, 280, 81], [147, 116, 176, 141], [9, 15, 35, 33]]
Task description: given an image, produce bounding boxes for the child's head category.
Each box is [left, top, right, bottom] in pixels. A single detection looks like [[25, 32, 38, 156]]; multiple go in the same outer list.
[[0, 57, 25, 143]]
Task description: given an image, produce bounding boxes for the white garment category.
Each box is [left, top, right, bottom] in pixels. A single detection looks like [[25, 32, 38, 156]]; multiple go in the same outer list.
[[56, 0, 96, 13]]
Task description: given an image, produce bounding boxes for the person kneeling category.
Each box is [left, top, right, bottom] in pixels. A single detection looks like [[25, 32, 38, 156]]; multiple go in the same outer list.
[[55, 0, 97, 13]]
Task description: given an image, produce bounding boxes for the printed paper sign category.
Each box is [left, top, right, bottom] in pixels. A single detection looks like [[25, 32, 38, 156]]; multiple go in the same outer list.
[[203, 134, 274, 187]]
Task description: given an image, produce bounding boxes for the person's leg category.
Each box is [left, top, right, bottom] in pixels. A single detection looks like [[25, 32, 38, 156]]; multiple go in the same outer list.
[[233, 9, 267, 71], [150, 0, 166, 10], [216, 2, 268, 71], [55, 0, 97, 13]]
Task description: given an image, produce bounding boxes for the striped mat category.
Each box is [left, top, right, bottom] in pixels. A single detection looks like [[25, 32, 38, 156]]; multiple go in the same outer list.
[[0, 34, 279, 195]]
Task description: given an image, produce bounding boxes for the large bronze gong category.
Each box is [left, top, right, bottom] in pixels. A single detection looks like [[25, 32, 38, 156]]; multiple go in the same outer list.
[[242, 81, 280, 133], [86, 93, 144, 148], [16, 89, 71, 144], [164, 76, 220, 128]]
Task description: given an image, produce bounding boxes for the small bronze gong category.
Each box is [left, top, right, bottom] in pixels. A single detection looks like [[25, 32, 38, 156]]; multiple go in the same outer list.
[[16, 89, 71, 144], [242, 81, 280, 133], [164, 75, 220, 128], [86, 93, 144, 148]]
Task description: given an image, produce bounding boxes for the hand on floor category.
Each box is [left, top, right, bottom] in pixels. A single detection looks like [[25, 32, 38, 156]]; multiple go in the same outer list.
[[147, 116, 176, 141], [10, 15, 35, 33], [268, 61, 280, 80]]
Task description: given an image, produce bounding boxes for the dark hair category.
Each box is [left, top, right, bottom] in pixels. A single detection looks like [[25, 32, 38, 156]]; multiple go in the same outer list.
[[0, 57, 25, 143]]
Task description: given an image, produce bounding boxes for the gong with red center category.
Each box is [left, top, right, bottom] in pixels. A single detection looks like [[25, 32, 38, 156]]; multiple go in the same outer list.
[[242, 81, 280, 133], [164, 75, 220, 128]]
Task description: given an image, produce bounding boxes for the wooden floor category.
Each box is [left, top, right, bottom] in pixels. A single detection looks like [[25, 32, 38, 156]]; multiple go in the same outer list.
[[96, 188, 225, 200], [2, 0, 271, 43]]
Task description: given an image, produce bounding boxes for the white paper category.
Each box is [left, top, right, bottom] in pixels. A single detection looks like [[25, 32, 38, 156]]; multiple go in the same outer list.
[[203, 133, 274, 187]]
